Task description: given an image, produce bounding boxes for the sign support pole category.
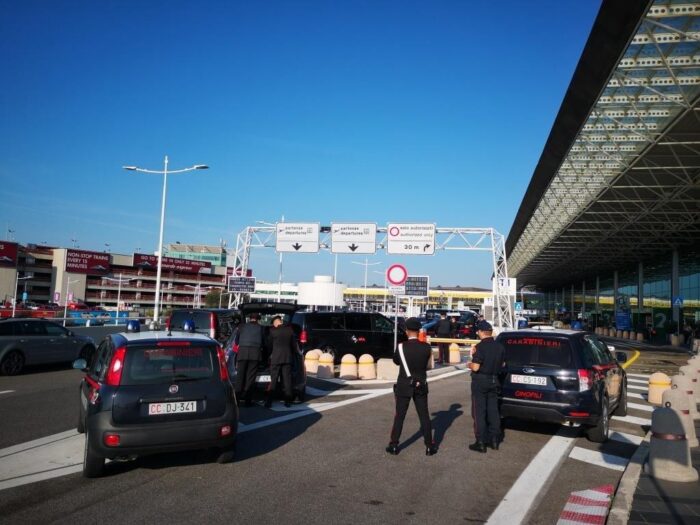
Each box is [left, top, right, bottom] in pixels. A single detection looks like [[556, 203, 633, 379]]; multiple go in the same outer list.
[[394, 296, 399, 350]]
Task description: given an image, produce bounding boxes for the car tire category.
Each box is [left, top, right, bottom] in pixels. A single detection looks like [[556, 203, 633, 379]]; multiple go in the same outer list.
[[83, 430, 105, 478], [0, 350, 25, 376], [216, 440, 236, 464], [586, 397, 610, 443], [612, 381, 628, 417]]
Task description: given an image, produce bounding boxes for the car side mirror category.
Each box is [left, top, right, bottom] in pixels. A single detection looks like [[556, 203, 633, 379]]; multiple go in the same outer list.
[[66, 330, 74, 337], [615, 351, 627, 363], [72, 358, 88, 371], [607, 345, 616, 352]]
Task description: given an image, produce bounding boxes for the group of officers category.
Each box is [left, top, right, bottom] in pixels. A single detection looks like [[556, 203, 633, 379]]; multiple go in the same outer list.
[[387, 316, 505, 456], [230, 311, 506, 455]]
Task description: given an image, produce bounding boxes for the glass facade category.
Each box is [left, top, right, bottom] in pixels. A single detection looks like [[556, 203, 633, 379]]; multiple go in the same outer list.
[[598, 276, 614, 327], [680, 247, 700, 329]]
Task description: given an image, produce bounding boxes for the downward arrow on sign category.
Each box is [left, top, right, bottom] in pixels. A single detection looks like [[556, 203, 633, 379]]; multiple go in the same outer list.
[[348, 244, 359, 252], [292, 243, 302, 251]]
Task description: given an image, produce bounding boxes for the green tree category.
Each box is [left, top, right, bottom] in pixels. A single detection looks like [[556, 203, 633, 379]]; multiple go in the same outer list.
[[204, 289, 222, 308]]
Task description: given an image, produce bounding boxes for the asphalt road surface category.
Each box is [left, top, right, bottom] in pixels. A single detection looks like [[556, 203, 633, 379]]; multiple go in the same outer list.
[[0, 344, 688, 524]]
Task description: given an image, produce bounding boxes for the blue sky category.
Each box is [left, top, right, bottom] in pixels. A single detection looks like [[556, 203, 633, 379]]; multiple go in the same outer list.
[[0, 0, 601, 288]]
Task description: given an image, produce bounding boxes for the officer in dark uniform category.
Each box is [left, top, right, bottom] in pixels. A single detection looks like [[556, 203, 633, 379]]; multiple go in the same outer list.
[[265, 316, 296, 408], [386, 317, 438, 456], [235, 313, 265, 406], [436, 313, 453, 364], [468, 320, 505, 452]]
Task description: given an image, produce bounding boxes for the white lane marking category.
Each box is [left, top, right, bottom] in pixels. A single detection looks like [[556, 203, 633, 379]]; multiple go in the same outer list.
[[0, 370, 467, 492], [627, 402, 654, 413], [612, 414, 651, 426], [0, 390, 15, 396], [486, 427, 579, 525], [629, 392, 648, 400], [627, 378, 648, 386], [627, 384, 647, 392], [568, 447, 628, 472], [609, 431, 644, 446], [306, 386, 396, 397], [626, 373, 650, 380], [269, 402, 337, 412]]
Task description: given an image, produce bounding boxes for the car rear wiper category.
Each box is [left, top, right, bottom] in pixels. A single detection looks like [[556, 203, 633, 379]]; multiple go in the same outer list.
[[522, 362, 562, 368], [169, 375, 203, 382]]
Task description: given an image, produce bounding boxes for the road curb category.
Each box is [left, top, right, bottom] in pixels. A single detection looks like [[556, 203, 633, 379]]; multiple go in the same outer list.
[[607, 431, 651, 525]]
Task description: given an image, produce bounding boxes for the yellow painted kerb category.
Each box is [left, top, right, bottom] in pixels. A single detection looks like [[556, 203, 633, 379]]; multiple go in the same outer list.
[[621, 350, 640, 370]]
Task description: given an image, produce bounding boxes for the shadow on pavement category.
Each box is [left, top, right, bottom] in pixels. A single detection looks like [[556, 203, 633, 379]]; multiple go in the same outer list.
[[400, 402, 464, 450]]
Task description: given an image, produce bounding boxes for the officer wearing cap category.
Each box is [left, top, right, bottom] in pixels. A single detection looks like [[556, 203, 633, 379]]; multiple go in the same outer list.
[[235, 313, 265, 407], [386, 317, 438, 456], [468, 320, 505, 453]]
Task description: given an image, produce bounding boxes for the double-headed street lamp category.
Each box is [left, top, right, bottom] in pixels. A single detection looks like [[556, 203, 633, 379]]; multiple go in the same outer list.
[[351, 258, 381, 311], [123, 156, 208, 326], [12, 274, 32, 317], [103, 273, 133, 325]]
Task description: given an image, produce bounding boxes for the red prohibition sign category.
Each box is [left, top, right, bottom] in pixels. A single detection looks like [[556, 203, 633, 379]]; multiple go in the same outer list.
[[387, 264, 408, 285], [389, 226, 400, 237]]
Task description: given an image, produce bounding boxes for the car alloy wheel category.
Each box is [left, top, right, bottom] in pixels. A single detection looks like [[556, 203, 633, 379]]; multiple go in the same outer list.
[[0, 351, 24, 376]]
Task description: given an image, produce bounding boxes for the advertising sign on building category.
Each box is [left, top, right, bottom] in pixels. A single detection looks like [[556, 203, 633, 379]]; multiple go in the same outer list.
[[133, 253, 212, 275], [386, 223, 436, 255], [0, 241, 19, 267], [65, 249, 111, 274]]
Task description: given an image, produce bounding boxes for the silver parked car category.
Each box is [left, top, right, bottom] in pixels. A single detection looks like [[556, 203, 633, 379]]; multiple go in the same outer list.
[[0, 318, 96, 375]]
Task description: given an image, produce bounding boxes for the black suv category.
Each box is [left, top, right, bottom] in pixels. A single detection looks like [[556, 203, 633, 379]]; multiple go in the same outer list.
[[291, 311, 407, 363], [166, 308, 238, 343], [74, 330, 238, 477], [496, 327, 628, 443]]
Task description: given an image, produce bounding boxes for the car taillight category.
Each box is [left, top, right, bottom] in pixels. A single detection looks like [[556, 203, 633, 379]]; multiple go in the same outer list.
[[105, 347, 127, 386], [569, 411, 590, 417], [104, 433, 121, 447], [578, 369, 592, 392], [217, 347, 229, 381], [300, 330, 308, 344], [210, 312, 216, 339], [220, 425, 232, 437]]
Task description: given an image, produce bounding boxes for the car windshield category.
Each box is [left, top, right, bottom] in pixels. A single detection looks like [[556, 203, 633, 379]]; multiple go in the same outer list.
[[500, 335, 574, 368], [169, 311, 212, 330], [121, 344, 217, 385]]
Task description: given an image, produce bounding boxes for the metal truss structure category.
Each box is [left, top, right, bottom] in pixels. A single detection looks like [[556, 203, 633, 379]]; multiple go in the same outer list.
[[508, 1, 700, 288], [229, 226, 515, 329]]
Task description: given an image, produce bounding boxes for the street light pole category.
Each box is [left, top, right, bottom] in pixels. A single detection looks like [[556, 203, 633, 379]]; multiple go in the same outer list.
[[62, 278, 79, 327], [352, 258, 381, 311], [123, 156, 209, 326], [12, 274, 31, 317]]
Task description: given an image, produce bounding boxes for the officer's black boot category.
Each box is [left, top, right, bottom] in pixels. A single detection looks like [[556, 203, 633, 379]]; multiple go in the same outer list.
[[263, 396, 272, 409], [425, 444, 438, 456], [385, 443, 400, 455], [487, 439, 500, 451], [468, 441, 487, 453]]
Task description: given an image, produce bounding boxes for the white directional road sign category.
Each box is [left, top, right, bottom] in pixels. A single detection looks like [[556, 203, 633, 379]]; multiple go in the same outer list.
[[331, 223, 377, 254], [276, 223, 320, 253], [387, 223, 436, 255]]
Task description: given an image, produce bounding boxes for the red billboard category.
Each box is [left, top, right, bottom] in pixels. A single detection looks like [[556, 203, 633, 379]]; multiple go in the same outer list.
[[0, 241, 18, 268], [65, 249, 111, 274], [133, 253, 212, 275]]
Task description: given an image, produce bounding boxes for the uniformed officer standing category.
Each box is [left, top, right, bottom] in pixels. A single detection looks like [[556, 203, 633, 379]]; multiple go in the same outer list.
[[235, 313, 265, 406], [265, 316, 296, 408], [436, 313, 452, 364], [386, 317, 438, 456], [468, 321, 505, 452]]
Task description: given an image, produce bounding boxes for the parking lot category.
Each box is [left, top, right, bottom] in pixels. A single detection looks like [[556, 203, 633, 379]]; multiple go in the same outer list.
[[0, 335, 689, 525]]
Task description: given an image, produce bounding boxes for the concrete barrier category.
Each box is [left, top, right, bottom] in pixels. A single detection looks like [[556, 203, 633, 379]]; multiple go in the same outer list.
[[358, 354, 376, 380], [671, 334, 681, 346], [689, 355, 700, 403], [629, 331, 636, 340], [645, 401, 699, 482], [449, 343, 461, 364], [317, 352, 335, 379], [666, 384, 699, 448], [339, 354, 358, 380], [376, 358, 399, 380], [676, 367, 699, 421], [623, 330, 629, 339], [304, 350, 321, 375], [648, 372, 672, 406], [637, 332, 645, 342]]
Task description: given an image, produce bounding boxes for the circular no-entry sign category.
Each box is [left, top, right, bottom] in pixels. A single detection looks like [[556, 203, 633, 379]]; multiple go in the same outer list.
[[387, 264, 408, 286]]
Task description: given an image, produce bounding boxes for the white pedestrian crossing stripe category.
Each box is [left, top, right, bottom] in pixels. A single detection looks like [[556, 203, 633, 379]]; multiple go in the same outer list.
[[627, 402, 654, 413], [627, 378, 648, 385], [626, 373, 650, 380], [609, 431, 644, 446], [629, 392, 647, 400], [569, 446, 628, 471], [612, 414, 652, 426]]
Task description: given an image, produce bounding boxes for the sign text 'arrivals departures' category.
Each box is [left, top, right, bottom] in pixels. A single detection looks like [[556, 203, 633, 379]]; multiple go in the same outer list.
[[276, 223, 320, 253]]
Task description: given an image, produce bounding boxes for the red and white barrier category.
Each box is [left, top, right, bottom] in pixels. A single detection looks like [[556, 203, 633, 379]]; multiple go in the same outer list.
[[557, 485, 613, 525]]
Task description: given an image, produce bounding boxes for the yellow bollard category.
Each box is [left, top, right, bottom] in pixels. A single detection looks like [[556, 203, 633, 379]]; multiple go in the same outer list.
[[449, 343, 461, 364], [317, 352, 335, 379], [623, 330, 629, 339], [304, 349, 321, 375], [358, 354, 376, 380], [339, 354, 358, 380], [629, 331, 636, 341], [648, 372, 672, 406]]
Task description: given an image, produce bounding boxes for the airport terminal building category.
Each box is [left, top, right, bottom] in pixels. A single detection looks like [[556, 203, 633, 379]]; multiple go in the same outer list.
[[507, 1, 700, 340]]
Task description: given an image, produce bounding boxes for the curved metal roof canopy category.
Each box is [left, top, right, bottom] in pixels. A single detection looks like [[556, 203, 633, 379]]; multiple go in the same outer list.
[[506, 0, 700, 288]]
